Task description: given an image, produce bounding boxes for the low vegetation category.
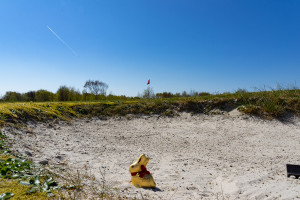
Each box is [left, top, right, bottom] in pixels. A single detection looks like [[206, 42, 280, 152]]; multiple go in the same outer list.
[[0, 88, 299, 127], [0, 131, 57, 199]]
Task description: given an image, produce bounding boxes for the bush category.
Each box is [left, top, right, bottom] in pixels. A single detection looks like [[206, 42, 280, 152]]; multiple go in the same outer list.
[[2, 91, 24, 102], [198, 92, 210, 96], [156, 92, 174, 98], [35, 90, 55, 102], [57, 86, 70, 101], [23, 91, 36, 101]]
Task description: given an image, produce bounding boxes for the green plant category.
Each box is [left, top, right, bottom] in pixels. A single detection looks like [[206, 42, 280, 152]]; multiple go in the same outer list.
[[0, 192, 14, 200]]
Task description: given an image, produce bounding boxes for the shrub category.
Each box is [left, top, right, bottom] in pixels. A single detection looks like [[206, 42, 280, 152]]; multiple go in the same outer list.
[[23, 91, 36, 101], [35, 90, 55, 102], [156, 92, 174, 98], [57, 86, 70, 101], [2, 91, 24, 102], [198, 92, 210, 96]]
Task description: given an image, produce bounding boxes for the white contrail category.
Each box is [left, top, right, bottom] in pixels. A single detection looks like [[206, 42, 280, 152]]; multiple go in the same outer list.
[[47, 25, 78, 56]]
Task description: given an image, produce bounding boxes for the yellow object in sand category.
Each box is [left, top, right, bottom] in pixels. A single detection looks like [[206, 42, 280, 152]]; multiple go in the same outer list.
[[129, 154, 156, 188]]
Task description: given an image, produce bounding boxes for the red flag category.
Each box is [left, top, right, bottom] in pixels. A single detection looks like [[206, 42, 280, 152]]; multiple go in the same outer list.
[[147, 79, 150, 85]]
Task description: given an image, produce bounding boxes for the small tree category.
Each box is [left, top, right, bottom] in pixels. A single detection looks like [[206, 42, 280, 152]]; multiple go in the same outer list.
[[69, 87, 81, 101], [83, 80, 108, 99], [57, 86, 70, 101], [57, 86, 82, 101], [142, 87, 155, 99], [2, 91, 23, 102], [35, 90, 55, 102], [182, 91, 189, 97], [24, 91, 36, 101], [156, 92, 174, 98]]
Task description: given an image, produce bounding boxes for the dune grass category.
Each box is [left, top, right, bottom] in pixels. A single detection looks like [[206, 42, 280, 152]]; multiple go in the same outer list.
[[0, 89, 299, 128]]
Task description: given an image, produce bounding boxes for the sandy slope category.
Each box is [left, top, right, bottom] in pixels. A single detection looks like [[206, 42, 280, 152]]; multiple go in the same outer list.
[[3, 111, 300, 199]]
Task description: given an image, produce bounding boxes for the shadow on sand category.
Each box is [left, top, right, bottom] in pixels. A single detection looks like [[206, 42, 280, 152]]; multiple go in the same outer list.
[[143, 187, 162, 192]]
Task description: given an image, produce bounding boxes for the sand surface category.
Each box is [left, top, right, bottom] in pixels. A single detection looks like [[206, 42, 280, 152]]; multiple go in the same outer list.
[[3, 111, 300, 199]]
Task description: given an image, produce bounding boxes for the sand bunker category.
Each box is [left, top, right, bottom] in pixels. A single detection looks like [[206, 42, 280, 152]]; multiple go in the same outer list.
[[3, 112, 300, 199]]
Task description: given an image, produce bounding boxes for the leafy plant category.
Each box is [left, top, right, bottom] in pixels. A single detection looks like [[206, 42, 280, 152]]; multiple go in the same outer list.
[[20, 176, 58, 194], [0, 158, 32, 179], [0, 192, 14, 200]]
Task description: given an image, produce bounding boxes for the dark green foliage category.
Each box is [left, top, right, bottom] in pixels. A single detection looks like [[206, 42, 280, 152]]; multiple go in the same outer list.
[[0, 158, 31, 179], [2, 92, 24, 102], [82, 91, 95, 101], [198, 92, 210, 96], [106, 94, 130, 100], [35, 90, 55, 102], [57, 86, 70, 101], [235, 88, 247, 94], [68, 88, 81, 101], [23, 91, 36, 102], [156, 92, 174, 98], [56, 86, 82, 101]]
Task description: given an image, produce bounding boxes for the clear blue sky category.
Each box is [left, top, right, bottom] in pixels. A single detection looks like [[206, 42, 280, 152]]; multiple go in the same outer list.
[[0, 0, 299, 97]]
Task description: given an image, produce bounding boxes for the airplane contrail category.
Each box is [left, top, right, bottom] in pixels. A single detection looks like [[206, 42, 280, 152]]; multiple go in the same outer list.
[[47, 25, 78, 56]]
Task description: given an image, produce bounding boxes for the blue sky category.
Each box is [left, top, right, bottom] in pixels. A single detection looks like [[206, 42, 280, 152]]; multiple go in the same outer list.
[[0, 0, 299, 97]]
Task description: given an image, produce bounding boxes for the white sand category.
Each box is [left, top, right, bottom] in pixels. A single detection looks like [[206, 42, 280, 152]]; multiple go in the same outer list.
[[3, 111, 300, 199]]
